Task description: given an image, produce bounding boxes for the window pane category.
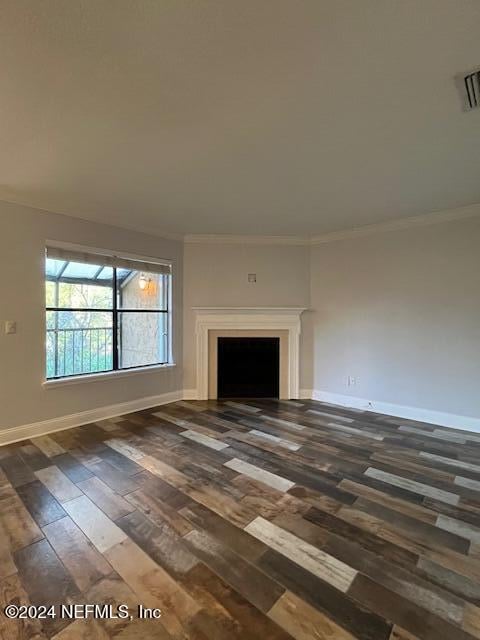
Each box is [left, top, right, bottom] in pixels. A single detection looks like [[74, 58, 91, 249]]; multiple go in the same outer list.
[[46, 311, 113, 378], [61, 261, 104, 279], [54, 280, 113, 309], [118, 312, 167, 368], [45, 255, 113, 309], [117, 271, 167, 310], [45, 281, 56, 307], [46, 258, 67, 278], [96, 266, 115, 280]]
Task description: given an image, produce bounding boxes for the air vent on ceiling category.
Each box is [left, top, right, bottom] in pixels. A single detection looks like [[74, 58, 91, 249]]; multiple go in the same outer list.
[[463, 70, 480, 110]]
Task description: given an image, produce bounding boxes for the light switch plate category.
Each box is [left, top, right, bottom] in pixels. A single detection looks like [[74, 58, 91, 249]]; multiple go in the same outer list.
[[5, 320, 17, 335]]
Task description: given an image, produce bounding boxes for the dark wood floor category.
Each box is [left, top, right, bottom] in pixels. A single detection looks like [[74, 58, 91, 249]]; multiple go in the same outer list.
[[2, 399, 480, 639]]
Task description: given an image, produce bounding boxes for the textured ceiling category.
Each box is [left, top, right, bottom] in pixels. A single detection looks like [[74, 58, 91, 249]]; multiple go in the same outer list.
[[0, 1, 479, 236]]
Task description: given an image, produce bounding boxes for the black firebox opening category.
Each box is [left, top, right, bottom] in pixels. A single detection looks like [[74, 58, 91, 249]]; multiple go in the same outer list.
[[217, 337, 280, 398]]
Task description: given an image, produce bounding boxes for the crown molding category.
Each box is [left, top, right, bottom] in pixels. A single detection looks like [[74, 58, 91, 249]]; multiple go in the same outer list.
[[4, 195, 479, 247], [183, 234, 310, 245], [184, 203, 480, 246], [310, 203, 480, 245]]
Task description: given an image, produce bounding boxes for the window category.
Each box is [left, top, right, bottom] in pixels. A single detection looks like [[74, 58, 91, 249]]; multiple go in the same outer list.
[[45, 246, 172, 379]]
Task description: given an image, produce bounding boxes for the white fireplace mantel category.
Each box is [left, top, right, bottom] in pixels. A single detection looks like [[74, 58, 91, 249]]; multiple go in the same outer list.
[[193, 307, 307, 400]]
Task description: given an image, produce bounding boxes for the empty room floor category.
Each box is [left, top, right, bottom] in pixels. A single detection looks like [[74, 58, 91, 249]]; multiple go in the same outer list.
[[1, 400, 480, 640]]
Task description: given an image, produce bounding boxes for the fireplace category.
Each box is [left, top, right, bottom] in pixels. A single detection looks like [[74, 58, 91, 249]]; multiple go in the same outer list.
[[192, 307, 306, 400], [217, 337, 280, 398]]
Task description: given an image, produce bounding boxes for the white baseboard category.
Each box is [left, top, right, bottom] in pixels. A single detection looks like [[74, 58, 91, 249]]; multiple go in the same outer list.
[[311, 389, 480, 433], [299, 389, 313, 400], [182, 389, 199, 400], [8, 386, 477, 446], [0, 390, 183, 446]]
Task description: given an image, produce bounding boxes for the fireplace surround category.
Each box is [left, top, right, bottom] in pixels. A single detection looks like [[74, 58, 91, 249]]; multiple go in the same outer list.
[[193, 307, 305, 400]]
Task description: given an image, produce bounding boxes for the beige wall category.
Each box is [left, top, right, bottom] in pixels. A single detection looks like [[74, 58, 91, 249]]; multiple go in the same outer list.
[[183, 243, 312, 393], [1, 198, 478, 430], [310, 216, 480, 419], [0, 201, 183, 430]]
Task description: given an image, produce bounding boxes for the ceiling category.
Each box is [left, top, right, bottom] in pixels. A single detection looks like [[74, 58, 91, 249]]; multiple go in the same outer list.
[[0, 1, 479, 237]]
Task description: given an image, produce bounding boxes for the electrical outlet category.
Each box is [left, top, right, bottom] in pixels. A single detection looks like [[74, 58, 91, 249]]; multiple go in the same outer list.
[[247, 273, 257, 283], [347, 375, 356, 386]]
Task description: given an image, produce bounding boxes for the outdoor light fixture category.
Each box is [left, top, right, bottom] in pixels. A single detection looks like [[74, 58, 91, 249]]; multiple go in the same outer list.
[[138, 273, 150, 290]]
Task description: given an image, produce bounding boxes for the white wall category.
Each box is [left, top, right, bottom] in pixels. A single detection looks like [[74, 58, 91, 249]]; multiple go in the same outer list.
[[0, 201, 183, 431], [310, 216, 480, 423], [183, 242, 312, 394]]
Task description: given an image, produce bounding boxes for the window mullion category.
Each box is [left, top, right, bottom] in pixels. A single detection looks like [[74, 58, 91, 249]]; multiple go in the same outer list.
[[112, 268, 119, 371]]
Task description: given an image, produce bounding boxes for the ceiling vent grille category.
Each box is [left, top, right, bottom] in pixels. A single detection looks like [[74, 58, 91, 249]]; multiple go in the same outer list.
[[464, 70, 480, 110]]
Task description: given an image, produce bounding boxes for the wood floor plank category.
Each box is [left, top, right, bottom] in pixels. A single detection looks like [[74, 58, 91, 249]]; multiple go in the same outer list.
[[140, 455, 258, 527], [16, 480, 67, 527], [181, 501, 267, 563], [116, 509, 199, 577], [42, 516, 112, 591], [348, 574, 473, 640], [35, 466, 83, 503], [419, 452, 480, 474], [0, 527, 17, 581], [436, 513, 480, 545], [104, 538, 200, 637], [0, 573, 46, 640], [245, 516, 357, 592], [125, 488, 194, 536], [182, 562, 291, 640], [85, 572, 170, 639], [50, 452, 94, 483], [399, 425, 467, 444], [49, 618, 110, 639], [76, 476, 135, 520], [351, 497, 471, 554], [258, 548, 392, 640], [416, 555, 480, 603], [30, 436, 65, 458], [62, 495, 127, 553], [225, 458, 295, 492], [247, 429, 302, 451], [389, 627, 422, 640], [307, 409, 355, 423], [17, 444, 51, 472], [87, 460, 140, 495], [338, 478, 438, 524], [104, 437, 146, 461], [0, 489, 44, 552], [98, 447, 144, 476], [462, 603, 480, 639], [0, 453, 36, 488], [364, 467, 460, 505], [326, 422, 385, 441], [14, 539, 79, 636], [180, 429, 230, 450], [182, 528, 285, 612], [269, 590, 357, 640], [455, 475, 480, 492]]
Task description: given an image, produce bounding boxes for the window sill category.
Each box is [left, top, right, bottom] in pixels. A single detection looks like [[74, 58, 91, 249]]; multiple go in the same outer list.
[[43, 363, 176, 389]]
